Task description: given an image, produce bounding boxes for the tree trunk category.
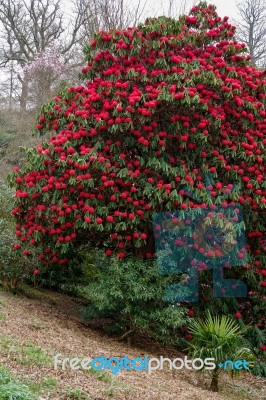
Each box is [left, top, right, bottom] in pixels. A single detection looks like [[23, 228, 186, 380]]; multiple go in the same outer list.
[[20, 77, 29, 111], [210, 368, 219, 392], [35, 70, 53, 110]]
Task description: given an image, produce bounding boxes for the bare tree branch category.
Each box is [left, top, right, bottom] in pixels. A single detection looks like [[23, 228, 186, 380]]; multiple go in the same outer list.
[[0, 0, 148, 111], [235, 0, 266, 65], [0, 0, 86, 110], [160, 0, 197, 18]]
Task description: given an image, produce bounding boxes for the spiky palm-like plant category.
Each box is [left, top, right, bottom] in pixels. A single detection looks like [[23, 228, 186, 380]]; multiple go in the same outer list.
[[188, 311, 254, 392]]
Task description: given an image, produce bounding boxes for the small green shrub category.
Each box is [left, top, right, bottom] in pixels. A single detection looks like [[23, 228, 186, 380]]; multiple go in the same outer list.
[[28, 246, 98, 292], [242, 322, 266, 377], [187, 311, 255, 392], [0, 382, 37, 400], [0, 130, 15, 150], [0, 181, 39, 292], [0, 366, 37, 400], [0, 114, 16, 151], [81, 252, 187, 345]]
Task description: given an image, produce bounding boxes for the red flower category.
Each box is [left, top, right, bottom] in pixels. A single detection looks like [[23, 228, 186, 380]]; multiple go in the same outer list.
[[33, 269, 40, 276], [187, 309, 195, 317], [118, 252, 125, 258]]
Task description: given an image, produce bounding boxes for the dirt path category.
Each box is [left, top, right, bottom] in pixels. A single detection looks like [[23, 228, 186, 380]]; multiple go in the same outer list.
[[0, 287, 265, 400]]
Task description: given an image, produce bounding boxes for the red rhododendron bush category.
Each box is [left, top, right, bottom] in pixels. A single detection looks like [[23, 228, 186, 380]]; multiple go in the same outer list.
[[11, 2, 265, 267], [10, 1, 266, 371]]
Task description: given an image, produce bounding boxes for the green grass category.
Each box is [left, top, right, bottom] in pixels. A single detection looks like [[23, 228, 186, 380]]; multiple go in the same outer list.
[[95, 370, 113, 383], [0, 333, 133, 399], [0, 335, 52, 366], [0, 365, 58, 399], [27, 376, 57, 395], [17, 341, 51, 366], [65, 386, 91, 399], [0, 311, 5, 321], [104, 379, 132, 397], [86, 368, 132, 397], [0, 381, 37, 400], [0, 366, 37, 400]]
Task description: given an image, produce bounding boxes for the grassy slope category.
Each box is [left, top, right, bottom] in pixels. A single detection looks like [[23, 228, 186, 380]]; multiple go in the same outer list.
[[0, 287, 265, 400]]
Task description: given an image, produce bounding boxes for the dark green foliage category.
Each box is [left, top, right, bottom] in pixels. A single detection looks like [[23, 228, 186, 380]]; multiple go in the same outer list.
[[0, 182, 34, 292], [33, 246, 99, 293], [243, 324, 266, 377], [81, 252, 188, 345]]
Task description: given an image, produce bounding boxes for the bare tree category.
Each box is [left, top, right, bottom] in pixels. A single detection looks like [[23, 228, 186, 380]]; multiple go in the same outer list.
[[0, 0, 148, 110], [236, 0, 266, 65], [0, 0, 86, 110], [79, 0, 147, 38], [160, 0, 196, 19]]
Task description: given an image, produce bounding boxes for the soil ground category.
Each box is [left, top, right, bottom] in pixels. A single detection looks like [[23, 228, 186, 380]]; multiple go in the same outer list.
[[0, 287, 265, 400]]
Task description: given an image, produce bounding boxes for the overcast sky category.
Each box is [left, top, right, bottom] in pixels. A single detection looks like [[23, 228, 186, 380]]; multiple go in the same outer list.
[[133, 0, 239, 23]]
